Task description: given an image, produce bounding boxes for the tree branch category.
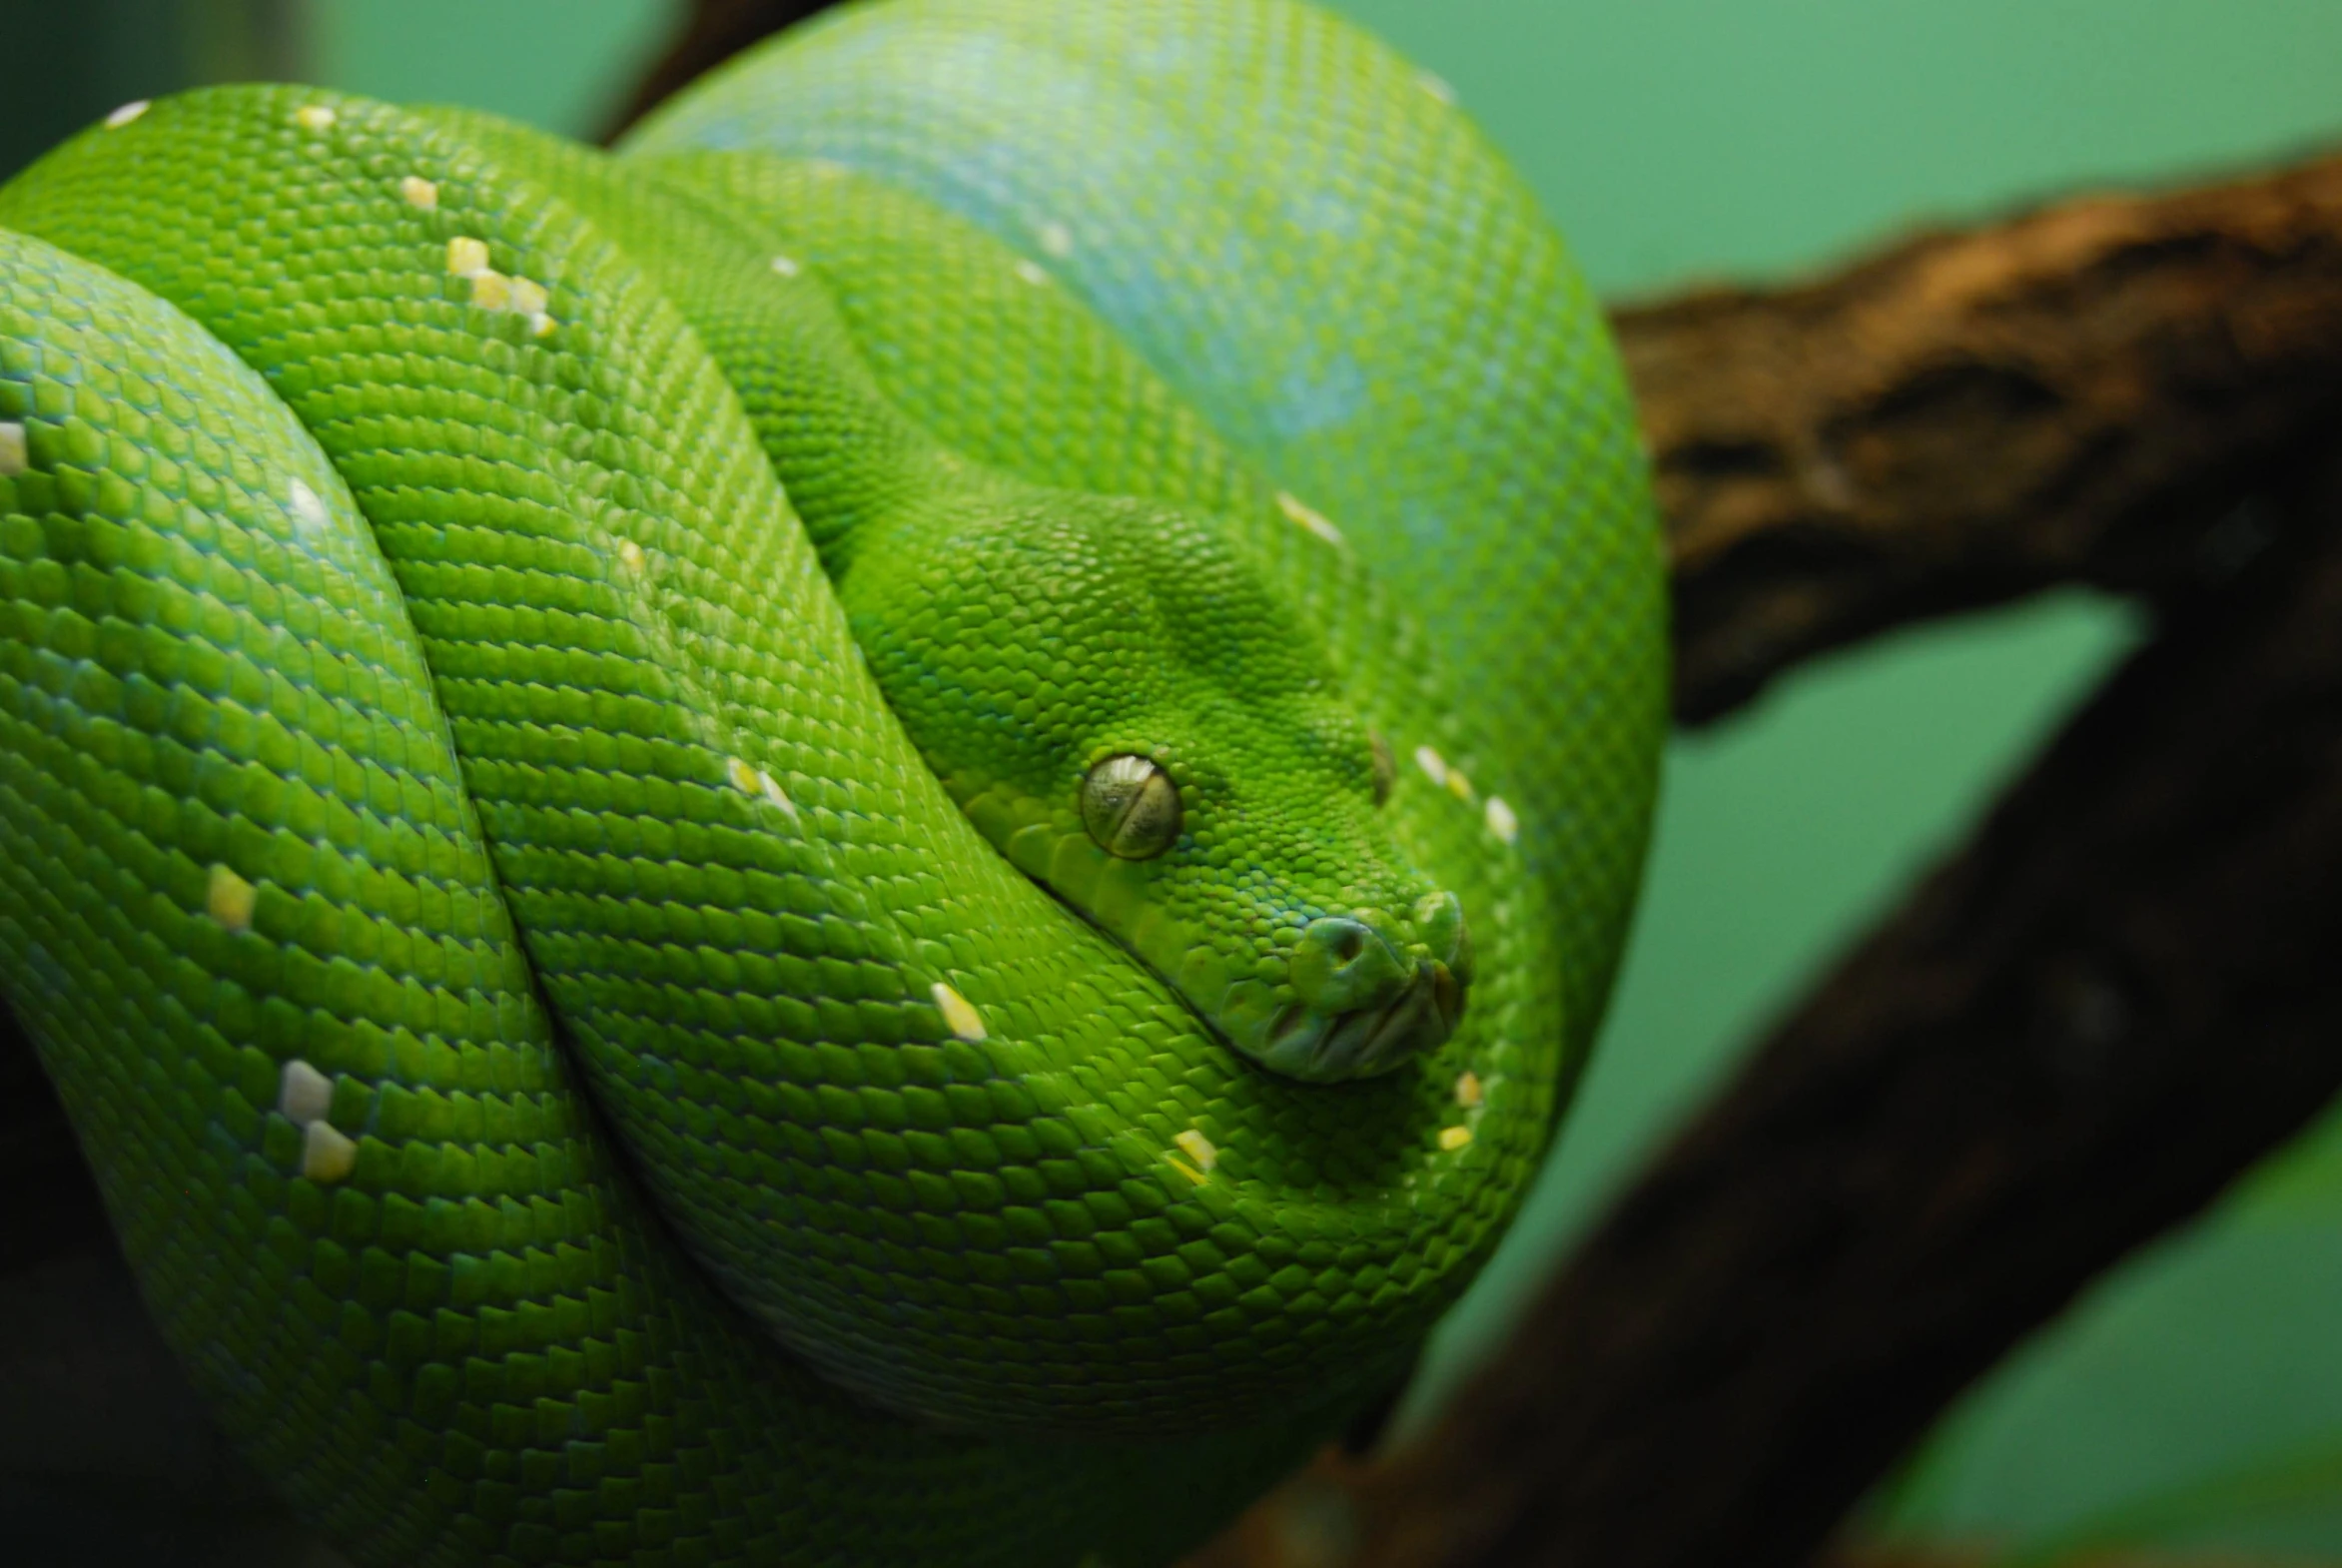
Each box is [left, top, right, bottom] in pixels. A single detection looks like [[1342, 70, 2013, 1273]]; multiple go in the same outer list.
[[598, 0, 831, 145], [1341, 465, 2342, 1567], [1639, 152, 2342, 722]]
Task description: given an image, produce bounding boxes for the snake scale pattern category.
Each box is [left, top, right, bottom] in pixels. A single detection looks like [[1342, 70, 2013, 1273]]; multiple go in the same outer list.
[[0, 0, 1665, 1562]]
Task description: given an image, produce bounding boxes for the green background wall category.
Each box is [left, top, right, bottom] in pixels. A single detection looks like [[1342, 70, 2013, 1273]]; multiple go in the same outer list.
[[8, 0, 2342, 1558]]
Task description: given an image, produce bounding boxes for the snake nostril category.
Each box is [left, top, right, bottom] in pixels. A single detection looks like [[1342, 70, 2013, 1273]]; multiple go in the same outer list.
[[1290, 916, 1406, 1011]]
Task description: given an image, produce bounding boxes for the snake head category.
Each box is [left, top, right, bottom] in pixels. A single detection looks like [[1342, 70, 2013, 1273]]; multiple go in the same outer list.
[[842, 482, 1468, 1083]]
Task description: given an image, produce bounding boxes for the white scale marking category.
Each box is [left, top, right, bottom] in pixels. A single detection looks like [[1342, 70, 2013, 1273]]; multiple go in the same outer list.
[[280, 1062, 355, 1182], [445, 239, 556, 334], [288, 478, 328, 535], [0, 421, 25, 477], [104, 101, 149, 129], [726, 755, 798, 819], [1275, 490, 1344, 546], [1174, 1129, 1218, 1173], [303, 1121, 358, 1183], [931, 982, 987, 1043], [279, 1060, 333, 1126], [206, 864, 257, 932]]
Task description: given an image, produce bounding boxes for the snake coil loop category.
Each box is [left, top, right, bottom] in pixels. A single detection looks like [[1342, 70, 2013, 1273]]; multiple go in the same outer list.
[[0, 1, 1664, 1562]]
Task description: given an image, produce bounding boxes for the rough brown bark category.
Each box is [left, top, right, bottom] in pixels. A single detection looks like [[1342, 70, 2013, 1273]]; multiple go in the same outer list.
[[1638, 152, 2342, 722], [1338, 471, 2342, 1568]]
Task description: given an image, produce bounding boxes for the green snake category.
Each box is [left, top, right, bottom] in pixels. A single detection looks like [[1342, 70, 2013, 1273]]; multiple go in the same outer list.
[[0, 0, 1665, 1561]]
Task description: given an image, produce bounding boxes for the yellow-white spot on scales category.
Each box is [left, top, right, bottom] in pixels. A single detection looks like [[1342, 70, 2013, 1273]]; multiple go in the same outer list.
[[303, 1121, 358, 1183], [1444, 766, 1475, 803], [1439, 1125, 1473, 1152], [1484, 795, 1519, 845], [276, 1059, 357, 1181], [469, 270, 512, 310], [294, 105, 337, 133], [446, 236, 490, 278], [103, 101, 149, 129], [444, 241, 557, 333], [726, 755, 798, 818], [1417, 71, 1458, 106], [931, 982, 988, 1043], [1413, 745, 1449, 787], [501, 275, 559, 335], [1014, 259, 1050, 287], [1174, 1129, 1218, 1173], [770, 254, 801, 279], [617, 538, 646, 574], [279, 1060, 333, 1126], [1454, 1071, 1483, 1109], [287, 478, 328, 535], [1038, 221, 1075, 258], [398, 175, 438, 210], [1276, 490, 1345, 547], [206, 864, 257, 933], [0, 421, 25, 477]]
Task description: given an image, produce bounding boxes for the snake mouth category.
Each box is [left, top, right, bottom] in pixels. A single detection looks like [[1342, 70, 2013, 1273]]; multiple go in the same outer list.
[[1019, 842, 1469, 1083], [1249, 959, 1464, 1083]]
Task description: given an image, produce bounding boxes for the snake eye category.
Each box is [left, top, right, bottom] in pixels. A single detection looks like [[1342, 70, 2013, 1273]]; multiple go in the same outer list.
[[1082, 754, 1183, 859], [1370, 731, 1395, 807]]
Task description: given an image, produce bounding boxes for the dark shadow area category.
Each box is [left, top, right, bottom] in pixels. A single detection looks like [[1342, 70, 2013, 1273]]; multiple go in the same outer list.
[[0, 0, 309, 185]]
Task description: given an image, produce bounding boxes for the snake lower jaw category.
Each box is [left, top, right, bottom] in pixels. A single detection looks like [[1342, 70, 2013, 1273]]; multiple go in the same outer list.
[[1244, 960, 1465, 1083]]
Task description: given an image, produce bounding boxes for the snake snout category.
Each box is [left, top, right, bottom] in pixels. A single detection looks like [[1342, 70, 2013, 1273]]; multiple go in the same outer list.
[[1289, 915, 1408, 1013], [1252, 900, 1471, 1082]]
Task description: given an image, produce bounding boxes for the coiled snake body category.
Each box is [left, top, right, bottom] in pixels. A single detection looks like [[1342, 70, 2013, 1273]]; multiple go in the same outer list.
[[0, 1, 1664, 1562]]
